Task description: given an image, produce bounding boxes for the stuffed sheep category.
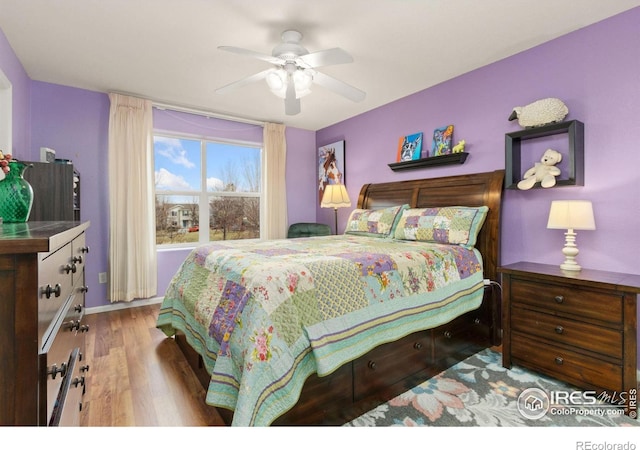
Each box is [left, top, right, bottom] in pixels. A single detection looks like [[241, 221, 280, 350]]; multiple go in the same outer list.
[[517, 148, 563, 190], [509, 98, 568, 128]]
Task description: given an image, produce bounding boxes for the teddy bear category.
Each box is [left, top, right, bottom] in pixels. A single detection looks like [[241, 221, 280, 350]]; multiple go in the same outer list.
[[517, 148, 563, 190]]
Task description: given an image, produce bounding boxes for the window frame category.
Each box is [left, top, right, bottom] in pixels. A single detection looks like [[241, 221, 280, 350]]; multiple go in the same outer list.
[[154, 131, 263, 249]]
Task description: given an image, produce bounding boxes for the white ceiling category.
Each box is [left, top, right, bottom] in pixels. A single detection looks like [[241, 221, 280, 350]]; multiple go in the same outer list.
[[1, 0, 639, 130]]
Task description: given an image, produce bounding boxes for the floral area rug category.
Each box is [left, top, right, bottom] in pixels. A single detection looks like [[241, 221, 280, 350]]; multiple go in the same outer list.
[[346, 349, 639, 427]]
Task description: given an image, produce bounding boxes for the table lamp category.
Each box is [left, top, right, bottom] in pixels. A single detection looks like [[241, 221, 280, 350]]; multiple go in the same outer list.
[[546, 200, 596, 271]]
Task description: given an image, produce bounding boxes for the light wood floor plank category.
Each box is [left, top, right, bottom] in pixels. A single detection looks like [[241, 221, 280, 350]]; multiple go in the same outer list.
[[80, 304, 224, 426]]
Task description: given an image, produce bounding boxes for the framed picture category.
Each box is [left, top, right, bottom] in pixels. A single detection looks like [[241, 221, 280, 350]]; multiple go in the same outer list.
[[431, 125, 454, 156], [397, 132, 423, 161], [318, 140, 345, 203]]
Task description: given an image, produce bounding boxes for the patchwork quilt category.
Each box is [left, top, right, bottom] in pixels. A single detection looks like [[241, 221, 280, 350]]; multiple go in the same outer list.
[[156, 235, 485, 426]]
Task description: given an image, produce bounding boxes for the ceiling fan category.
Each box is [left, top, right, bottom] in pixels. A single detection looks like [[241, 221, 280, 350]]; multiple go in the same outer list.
[[216, 30, 366, 115]]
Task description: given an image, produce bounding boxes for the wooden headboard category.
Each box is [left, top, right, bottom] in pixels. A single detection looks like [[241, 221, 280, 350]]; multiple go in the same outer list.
[[357, 170, 505, 282]]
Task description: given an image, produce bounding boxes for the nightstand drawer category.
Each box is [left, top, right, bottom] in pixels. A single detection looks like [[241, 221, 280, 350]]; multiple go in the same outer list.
[[511, 333, 622, 392], [510, 278, 622, 325], [512, 306, 622, 359]]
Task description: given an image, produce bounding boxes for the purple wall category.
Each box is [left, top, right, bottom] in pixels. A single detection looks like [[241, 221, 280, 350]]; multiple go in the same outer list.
[[317, 7, 640, 277], [30, 82, 110, 309]]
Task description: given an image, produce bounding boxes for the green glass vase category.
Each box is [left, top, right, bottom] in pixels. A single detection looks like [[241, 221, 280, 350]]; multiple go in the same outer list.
[[0, 161, 33, 223]]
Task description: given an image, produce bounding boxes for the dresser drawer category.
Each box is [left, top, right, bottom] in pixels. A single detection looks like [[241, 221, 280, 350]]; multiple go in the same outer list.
[[38, 242, 74, 348], [71, 232, 87, 286], [40, 297, 88, 424], [49, 348, 85, 426], [511, 333, 622, 392], [510, 278, 622, 325], [353, 330, 431, 400], [511, 306, 623, 359]]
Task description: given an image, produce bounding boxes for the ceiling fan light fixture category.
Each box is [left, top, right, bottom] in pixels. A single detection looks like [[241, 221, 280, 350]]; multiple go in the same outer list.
[[266, 69, 286, 92], [293, 69, 313, 91]]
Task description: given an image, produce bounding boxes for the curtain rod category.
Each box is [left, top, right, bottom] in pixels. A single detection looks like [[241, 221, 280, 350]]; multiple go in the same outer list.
[[152, 101, 266, 127]]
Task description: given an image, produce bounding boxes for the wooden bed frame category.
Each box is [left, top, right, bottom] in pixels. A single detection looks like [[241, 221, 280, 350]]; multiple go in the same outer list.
[[175, 169, 505, 425]]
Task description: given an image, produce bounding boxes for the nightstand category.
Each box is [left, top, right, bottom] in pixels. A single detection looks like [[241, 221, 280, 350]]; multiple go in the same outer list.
[[499, 261, 640, 416]]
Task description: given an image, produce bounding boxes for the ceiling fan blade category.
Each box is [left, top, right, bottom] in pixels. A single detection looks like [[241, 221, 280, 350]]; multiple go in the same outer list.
[[284, 78, 301, 115], [215, 69, 271, 94], [218, 46, 283, 65], [313, 71, 366, 103], [299, 47, 353, 68]]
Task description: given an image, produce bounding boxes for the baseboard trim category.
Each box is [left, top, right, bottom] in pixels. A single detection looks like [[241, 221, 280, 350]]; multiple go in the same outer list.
[[85, 296, 164, 315]]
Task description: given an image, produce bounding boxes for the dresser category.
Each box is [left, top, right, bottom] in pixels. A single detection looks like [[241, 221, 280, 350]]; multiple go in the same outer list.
[[500, 261, 639, 416], [0, 221, 90, 426]]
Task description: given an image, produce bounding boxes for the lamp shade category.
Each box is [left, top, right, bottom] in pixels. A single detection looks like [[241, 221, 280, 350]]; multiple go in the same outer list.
[[547, 200, 596, 230], [321, 184, 351, 209]]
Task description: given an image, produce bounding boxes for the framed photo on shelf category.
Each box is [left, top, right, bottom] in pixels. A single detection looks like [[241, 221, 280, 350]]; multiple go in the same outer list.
[[318, 140, 345, 204], [431, 125, 454, 156], [397, 132, 423, 162]]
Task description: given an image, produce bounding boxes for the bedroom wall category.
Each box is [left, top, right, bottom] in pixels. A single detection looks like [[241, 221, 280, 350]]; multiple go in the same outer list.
[[316, 7, 640, 278]]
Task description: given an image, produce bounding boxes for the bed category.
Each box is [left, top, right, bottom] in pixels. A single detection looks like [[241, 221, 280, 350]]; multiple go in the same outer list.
[[156, 169, 505, 426]]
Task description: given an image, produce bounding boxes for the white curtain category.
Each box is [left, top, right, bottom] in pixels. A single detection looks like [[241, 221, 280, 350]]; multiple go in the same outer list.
[[107, 93, 157, 302], [263, 123, 287, 239]]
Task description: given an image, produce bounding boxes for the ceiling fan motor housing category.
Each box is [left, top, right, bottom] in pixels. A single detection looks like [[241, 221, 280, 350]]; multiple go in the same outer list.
[[272, 30, 309, 61]]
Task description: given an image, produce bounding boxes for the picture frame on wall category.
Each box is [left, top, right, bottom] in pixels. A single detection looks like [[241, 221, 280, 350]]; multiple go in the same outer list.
[[397, 132, 424, 161], [431, 125, 454, 156], [318, 140, 345, 204]]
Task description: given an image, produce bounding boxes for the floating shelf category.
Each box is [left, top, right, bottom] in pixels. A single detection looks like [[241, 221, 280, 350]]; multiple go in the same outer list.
[[388, 152, 468, 171], [505, 120, 584, 189]]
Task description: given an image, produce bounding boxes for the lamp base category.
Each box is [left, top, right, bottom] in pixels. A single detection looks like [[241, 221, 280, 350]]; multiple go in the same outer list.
[[560, 228, 581, 271], [560, 261, 581, 271]]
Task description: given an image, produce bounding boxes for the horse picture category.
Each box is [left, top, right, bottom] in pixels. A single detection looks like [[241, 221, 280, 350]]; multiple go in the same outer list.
[[318, 141, 345, 203]]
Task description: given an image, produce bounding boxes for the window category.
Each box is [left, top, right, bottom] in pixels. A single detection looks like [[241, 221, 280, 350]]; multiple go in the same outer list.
[[154, 134, 262, 246]]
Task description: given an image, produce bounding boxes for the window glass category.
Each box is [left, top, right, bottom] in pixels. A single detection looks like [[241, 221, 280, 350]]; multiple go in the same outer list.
[[154, 135, 261, 246]]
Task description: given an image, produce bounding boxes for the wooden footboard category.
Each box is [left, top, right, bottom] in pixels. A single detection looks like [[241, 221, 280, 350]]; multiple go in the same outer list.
[[176, 285, 498, 425]]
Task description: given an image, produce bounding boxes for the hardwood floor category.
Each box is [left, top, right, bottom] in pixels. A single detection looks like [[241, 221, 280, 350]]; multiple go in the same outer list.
[[80, 303, 225, 426]]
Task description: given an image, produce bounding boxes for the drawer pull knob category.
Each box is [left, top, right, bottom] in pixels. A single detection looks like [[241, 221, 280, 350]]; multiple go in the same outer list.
[[43, 283, 62, 299], [72, 255, 83, 264], [79, 324, 90, 333], [74, 304, 83, 313], [555, 326, 564, 334], [444, 331, 452, 339], [80, 364, 90, 373], [79, 285, 89, 293], [64, 263, 77, 274], [554, 295, 564, 304], [64, 320, 81, 332], [413, 342, 422, 350], [71, 377, 85, 388], [80, 246, 90, 254], [473, 318, 481, 325], [368, 361, 377, 370], [47, 363, 67, 380], [555, 356, 564, 365]]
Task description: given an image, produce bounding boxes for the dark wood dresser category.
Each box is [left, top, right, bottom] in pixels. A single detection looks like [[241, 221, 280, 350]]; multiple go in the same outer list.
[[500, 261, 639, 417], [0, 221, 90, 425]]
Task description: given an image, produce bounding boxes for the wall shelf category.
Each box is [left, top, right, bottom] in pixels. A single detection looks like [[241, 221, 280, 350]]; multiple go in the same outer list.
[[388, 152, 468, 171], [505, 120, 584, 189]]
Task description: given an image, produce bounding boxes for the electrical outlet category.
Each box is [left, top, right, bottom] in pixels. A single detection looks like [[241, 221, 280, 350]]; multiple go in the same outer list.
[[99, 272, 107, 284]]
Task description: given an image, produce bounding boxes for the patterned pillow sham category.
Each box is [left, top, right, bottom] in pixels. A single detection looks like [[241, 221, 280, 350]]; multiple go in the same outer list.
[[393, 206, 489, 248], [344, 204, 408, 237]]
